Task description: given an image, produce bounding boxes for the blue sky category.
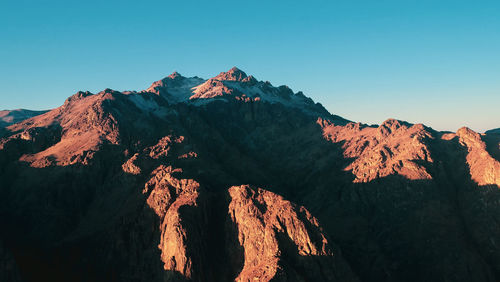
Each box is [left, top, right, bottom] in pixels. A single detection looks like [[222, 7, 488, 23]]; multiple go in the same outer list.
[[1, 0, 499, 132]]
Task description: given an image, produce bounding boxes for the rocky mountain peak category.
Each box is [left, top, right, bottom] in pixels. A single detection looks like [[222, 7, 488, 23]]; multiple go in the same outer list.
[[457, 126, 482, 142], [380, 118, 410, 129], [213, 66, 248, 81], [64, 91, 94, 104], [167, 71, 183, 80], [377, 118, 413, 137], [2, 67, 500, 282]]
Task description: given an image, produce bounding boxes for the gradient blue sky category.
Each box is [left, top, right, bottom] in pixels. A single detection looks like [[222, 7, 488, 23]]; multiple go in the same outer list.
[[1, 0, 499, 132]]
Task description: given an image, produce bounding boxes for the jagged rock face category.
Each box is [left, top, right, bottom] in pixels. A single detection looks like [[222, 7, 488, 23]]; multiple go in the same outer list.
[[0, 68, 499, 282], [213, 67, 249, 81], [144, 165, 208, 281], [318, 118, 433, 182], [143, 67, 337, 119], [227, 185, 357, 282], [455, 127, 500, 186], [146, 73, 205, 103]]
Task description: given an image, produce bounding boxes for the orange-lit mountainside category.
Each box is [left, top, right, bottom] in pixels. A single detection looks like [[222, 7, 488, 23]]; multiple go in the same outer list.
[[1, 67, 499, 282]]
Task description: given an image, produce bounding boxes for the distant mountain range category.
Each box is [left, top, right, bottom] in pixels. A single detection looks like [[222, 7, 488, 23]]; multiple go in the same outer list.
[[486, 128, 500, 135], [0, 67, 499, 282], [0, 109, 49, 128]]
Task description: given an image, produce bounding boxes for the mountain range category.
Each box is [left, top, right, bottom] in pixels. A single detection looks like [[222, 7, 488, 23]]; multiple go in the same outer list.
[[0, 109, 49, 131], [0, 67, 499, 282]]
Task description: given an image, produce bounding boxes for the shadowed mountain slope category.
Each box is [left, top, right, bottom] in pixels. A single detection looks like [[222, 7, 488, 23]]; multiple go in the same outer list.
[[0, 68, 499, 282]]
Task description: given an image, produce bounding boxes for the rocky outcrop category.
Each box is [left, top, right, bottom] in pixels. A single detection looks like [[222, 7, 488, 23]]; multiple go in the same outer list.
[[213, 67, 249, 82], [456, 127, 500, 186], [144, 165, 209, 281], [227, 185, 357, 282], [318, 118, 433, 182]]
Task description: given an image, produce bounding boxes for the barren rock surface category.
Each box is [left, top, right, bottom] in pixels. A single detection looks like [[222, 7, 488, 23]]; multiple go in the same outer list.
[[227, 185, 356, 282], [0, 68, 499, 282]]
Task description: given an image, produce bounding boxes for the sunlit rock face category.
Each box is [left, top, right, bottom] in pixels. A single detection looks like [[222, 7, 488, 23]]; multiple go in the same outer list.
[[455, 127, 500, 186], [318, 118, 434, 183], [227, 185, 357, 282], [0, 68, 499, 282]]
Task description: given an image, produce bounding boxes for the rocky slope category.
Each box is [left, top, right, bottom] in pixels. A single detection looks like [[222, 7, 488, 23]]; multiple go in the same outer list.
[[0, 67, 499, 282], [227, 185, 356, 282]]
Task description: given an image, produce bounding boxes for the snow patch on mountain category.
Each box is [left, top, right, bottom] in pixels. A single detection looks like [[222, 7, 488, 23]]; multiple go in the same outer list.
[[140, 67, 336, 119], [145, 74, 204, 103], [129, 94, 159, 111], [127, 94, 171, 118]]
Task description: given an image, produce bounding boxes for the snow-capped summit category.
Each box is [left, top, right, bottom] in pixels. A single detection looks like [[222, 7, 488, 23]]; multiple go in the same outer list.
[[141, 67, 333, 118], [145, 72, 204, 103]]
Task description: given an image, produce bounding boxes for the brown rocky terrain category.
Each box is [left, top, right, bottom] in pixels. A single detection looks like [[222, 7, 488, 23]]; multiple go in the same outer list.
[[227, 185, 356, 282], [0, 67, 499, 282]]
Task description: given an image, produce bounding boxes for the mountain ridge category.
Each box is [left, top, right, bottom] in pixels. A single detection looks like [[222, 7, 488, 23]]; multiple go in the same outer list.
[[0, 67, 499, 282], [0, 109, 49, 129], [2, 68, 497, 134]]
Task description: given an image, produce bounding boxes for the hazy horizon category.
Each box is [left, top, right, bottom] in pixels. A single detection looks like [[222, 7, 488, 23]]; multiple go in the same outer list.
[[1, 0, 499, 132]]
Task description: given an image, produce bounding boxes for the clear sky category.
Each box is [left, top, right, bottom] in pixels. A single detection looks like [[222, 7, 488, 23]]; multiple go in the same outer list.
[[1, 0, 499, 132]]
